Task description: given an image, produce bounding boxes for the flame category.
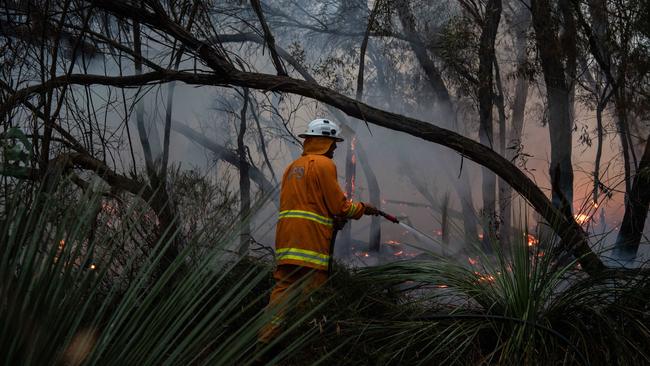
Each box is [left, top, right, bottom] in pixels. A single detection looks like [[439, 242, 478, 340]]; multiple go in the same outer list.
[[527, 234, 538, 247], [574, 213, 590, 225], [474, 271, 496, 283], [89, 264, 97, 270], [435, 284, 449, 288], [478, 233, 484, 240], [593, 201, 599, 208], [468, 257, 478, 266], [394, 250, 404, 256], [54, 239, 66, 263], [356, 251, 370, 258]]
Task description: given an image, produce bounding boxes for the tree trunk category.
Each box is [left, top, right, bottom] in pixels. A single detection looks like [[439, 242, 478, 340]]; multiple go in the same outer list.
[[237, 89, 251, 255], [441, 193, 450, 246], [494, 59, 508, 245], [531, 0, 575, 213], [615, 134, 650, 260], [477, 0, 501, 249], [500, 4, 531, 246], [395, 0, 453, 117], [356, 1, 382, 253]]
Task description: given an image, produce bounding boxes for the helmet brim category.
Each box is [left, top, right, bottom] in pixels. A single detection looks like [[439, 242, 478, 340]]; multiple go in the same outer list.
[[299, 133, 344, 142]]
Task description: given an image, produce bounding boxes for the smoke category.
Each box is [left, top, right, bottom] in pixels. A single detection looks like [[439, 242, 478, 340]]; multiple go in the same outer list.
[[4, 1, 647, 265]]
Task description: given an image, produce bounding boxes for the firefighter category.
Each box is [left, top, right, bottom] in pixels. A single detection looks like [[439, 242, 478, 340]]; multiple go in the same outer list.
[[256, 118, 379, 357]]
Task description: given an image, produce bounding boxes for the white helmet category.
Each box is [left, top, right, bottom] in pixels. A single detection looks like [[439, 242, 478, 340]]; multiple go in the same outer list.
[[298, 118, 344, 142]]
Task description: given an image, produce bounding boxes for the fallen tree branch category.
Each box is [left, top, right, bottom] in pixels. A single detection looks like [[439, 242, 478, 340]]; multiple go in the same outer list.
[[0, 67, 605, 274]]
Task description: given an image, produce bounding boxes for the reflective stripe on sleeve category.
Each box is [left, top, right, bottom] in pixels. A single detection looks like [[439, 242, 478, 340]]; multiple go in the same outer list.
[[279, 210, 333, 227], [276, 248, 330, 267], [346, 202, 360, 218]]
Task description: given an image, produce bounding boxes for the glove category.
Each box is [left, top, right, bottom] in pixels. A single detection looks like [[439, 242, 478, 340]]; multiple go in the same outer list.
[[333, 216, 348, 230], [363, 203, 381, 216]]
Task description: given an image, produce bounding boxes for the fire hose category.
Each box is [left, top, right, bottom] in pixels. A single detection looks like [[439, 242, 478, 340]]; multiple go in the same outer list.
[[328, 209, 399, 275]]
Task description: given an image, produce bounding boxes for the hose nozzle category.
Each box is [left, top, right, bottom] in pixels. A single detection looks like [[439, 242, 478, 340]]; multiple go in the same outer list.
[[378, 210, 399, 224]]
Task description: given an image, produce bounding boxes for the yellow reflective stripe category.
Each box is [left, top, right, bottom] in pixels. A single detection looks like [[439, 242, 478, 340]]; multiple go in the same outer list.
[[276, 248, 330, 266], [346, 202, 359, 218], [279, 210, 333, 227], [346, 203, 356, 218], [277, 248, 329, 260], [277, 255, 328, 267], [279, 210, 332, 224], [280, 213, 332, 227]]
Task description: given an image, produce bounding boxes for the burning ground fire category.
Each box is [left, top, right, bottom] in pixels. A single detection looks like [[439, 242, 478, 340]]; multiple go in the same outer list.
[[572, 201, 601, 226], [466, 257, 497, 283], [354, 238, 419, 259], [574, 213, 590, 225], [475, 272, 496, 283], [385, 239, 418, 258]]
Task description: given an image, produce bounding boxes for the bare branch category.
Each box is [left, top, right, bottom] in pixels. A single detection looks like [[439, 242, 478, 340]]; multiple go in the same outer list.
[[250, 0, 287, 76]]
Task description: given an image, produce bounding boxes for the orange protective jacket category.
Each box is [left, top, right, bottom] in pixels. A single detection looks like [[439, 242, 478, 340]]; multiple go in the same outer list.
[[275, 137, 365, 270]]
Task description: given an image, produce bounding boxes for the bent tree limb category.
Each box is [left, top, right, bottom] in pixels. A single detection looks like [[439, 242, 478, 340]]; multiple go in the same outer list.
[[1, 69, 605, 275]]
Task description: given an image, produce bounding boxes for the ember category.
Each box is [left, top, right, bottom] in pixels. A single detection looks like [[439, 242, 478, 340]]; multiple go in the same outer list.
[[574, 213, 590, 225], [475, 271, 496, 283], [468, 257, 478, 266], [527, 234, 538, 247]]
